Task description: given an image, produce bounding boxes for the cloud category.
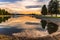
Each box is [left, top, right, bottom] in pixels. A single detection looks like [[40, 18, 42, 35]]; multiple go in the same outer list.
[[0, 0, 50, 13], [36, 0, 45, 2], [0, 0, 23, 2], [26, 5, 42, 8]]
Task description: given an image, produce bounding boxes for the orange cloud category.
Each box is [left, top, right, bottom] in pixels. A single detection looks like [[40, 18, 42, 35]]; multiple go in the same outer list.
[[0, 0, 50, 15], [20, 10, 41, 15]]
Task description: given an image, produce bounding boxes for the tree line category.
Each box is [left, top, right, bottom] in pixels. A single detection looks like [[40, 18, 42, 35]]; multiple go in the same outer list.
[[41, 0, 60, 17], [0, 9, 11, 15]]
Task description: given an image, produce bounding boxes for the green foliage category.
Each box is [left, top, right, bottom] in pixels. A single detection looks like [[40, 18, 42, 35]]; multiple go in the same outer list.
[[47, 22, 58, 34], [48, 0, 59, 16], [0, 9, 3, 15], [41, 20, 47, 29], [41, 5, 47, 16], [48, 0, 53, 14], [0, 9, 11, 15]]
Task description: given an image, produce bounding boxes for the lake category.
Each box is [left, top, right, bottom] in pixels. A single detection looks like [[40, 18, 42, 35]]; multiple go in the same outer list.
[[0, 15, 42, 35], [0, 15, 59, 36]]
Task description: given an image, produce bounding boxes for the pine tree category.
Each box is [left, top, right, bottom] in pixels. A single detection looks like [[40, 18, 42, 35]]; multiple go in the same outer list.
[[52, 0, 59, 16], [0, 9, 11, 15], [0, 9, 2, 15], [41, 5, 47, 16], [48, 0, 59, 17], [48, 0, 53, 16]]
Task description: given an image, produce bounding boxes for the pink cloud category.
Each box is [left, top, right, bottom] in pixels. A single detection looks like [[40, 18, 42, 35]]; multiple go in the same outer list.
[[0, 0, 50, 13]]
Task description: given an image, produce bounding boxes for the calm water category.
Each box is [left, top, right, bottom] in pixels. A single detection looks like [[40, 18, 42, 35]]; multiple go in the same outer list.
[[0, 15, 44, 35], [0, 15, 60, 36]]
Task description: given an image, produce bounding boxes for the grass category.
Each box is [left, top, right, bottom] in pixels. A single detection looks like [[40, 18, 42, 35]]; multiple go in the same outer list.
[[41, 15, 60, 18]]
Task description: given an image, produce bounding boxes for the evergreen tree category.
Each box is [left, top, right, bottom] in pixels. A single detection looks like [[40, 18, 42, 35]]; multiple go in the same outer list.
[[2, 9, 6, 15], [48, 0, 53, 16], [0, 9, 3, 15], [41, 5, 47, 16], [0, 9, 11, 15], [48, 0, 59, 17]]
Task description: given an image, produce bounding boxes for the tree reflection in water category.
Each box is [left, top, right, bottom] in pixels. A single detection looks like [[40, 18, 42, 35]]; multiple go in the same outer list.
[[41, 19, 59, 34], [47, 22, 59, 34], [41, 20, 47, 29], [0, 16, 11, 23]]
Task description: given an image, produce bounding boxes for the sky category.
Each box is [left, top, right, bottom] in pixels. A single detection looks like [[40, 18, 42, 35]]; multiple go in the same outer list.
[[0, 0, 50, 14]]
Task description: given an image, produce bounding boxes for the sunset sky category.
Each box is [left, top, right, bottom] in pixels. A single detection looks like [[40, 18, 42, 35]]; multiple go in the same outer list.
[[0, 0, 50, 14]]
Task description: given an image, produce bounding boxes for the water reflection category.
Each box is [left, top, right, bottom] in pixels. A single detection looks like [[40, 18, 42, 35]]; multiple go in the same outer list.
[[0, 15, 59, 36], [0, 16, 45, 35], [47, 22, 59, 34], [40, 19, 59, 34], [40, 20, 47, 29], [0, 16, 11, 23], [0, 27, 24, 35]]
